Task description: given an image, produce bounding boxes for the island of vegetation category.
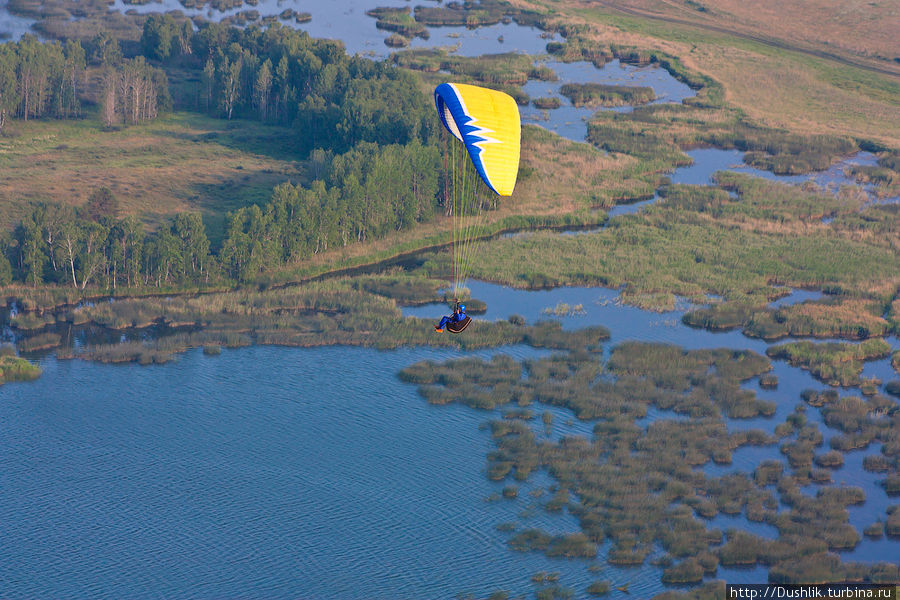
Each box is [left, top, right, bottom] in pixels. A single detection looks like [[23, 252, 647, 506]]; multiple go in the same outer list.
[[558, 82, 655, 107], [0, 345, 41, 384], [531, 96, 561, 110]]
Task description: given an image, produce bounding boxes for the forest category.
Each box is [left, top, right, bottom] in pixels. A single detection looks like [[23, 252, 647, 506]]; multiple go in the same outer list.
[[0, 32, 171, 132], [0, 16, 446, 288]]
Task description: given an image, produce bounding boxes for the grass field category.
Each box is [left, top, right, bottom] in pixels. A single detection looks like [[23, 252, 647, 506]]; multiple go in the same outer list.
[[0, 112, 307, 243], [582, 0, 900, 70]]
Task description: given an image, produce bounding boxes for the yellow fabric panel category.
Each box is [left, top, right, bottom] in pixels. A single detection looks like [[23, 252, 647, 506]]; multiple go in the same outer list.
[[452, 83, 521, 197]]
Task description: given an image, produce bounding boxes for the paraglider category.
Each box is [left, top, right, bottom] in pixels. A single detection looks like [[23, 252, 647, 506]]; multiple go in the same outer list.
[[432, 82, 521, 333]]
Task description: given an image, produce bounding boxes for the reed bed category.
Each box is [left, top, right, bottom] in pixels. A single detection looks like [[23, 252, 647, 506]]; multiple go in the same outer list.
[[766, 339, 892, 387], [0, 354, 42, 384], [683, 297, 890, 341], [399, 329, 900, 585], [472, 175, 900, 311]]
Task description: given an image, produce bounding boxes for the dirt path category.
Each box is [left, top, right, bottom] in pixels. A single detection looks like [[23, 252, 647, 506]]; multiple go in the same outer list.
[[592, 0, 900, 80]]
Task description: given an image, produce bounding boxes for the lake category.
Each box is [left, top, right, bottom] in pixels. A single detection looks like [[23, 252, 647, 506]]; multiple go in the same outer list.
[[3, 277, 899, 599]]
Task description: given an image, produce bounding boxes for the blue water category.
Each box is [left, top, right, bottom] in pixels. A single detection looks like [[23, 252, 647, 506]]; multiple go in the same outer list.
[[1, 344, 608, 600], [0, 0, 41, 40], [3, 284, 898, 599], [407, 21, 562, 58], [0, 0, 552, 56], [0, 0, 560, 59], [110, 0, 413, 57], [676, 149, 899, 205], [521, 59, 696, 141], [768, 289, 824, 309]]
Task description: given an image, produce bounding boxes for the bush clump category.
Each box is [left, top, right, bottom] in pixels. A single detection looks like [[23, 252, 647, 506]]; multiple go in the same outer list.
[[759, 373, 778, 388], [661, 558, 704, 584], [533, 97, 562, 110], [864, 522, 884, 538], [814, 450, 844, 469], [546, 533, 598, 558], [767, 339, 892, 386], [18, 332, 62, 352], [586, 580, 610, 596], [509, 529, 551, 552], [0, 354, 42, 384]]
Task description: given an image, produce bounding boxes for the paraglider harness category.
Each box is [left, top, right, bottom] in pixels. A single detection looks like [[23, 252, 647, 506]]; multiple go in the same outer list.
[[446, 301, 471, 333], [436, 301, 472, 333]]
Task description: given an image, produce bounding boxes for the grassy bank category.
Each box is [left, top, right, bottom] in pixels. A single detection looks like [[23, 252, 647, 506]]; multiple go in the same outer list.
[[393, 49, 555, 94], [18, 273, 611, 364], [367, 7, 429, 39], [468, 174, 900, 311], [559, 83, 655, 108], [0, 349, 42, 384]]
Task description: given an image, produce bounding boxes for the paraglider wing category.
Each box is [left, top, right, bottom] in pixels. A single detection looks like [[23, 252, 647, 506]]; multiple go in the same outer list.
[[434, 83, 521, 197]]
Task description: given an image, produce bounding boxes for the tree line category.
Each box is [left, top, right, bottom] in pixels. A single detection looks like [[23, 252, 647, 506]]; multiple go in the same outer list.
[[2, 195, 213, 290], [0, 33, 171, 133], [0, 35, 84, 132], [99, 57, 171, 128], [221, 141, 440, 281], [141, 16, 438, 155], [3, 134, 444, 287]]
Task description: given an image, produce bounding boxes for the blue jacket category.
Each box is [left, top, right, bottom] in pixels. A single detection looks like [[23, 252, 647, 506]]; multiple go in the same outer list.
[[438, 310, 467, 329]]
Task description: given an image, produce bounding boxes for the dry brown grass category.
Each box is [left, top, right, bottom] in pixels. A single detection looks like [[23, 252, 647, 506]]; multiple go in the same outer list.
[[787, 298, 890, 333], [516, 127, 644, 209], [0, 114, 305, 234], [690, 44, 900, 141], [627, 0, 900, 65]]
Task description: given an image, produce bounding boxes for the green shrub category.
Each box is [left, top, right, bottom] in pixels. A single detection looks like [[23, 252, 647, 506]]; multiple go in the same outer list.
[[0, 355, 42, 384]]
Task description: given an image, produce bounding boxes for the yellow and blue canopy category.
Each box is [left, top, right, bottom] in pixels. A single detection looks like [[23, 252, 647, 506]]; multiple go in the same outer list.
[[434, 83, 521, 197]]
